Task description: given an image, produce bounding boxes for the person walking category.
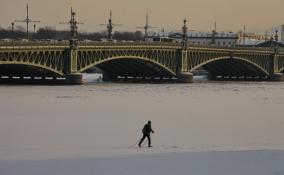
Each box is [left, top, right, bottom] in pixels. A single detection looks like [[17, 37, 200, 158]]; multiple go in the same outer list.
[[139, 120, 154, 147]]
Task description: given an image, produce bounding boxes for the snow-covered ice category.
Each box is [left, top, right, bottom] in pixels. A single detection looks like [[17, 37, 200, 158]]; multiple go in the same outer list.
[[0, 80, 284, 175], [1, 150, 284, 175]]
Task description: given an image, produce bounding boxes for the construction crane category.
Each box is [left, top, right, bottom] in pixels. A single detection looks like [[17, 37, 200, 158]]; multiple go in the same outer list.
[[60, 7, 83, 44], [137, 13, 157, 41], [100, 10, 122, 41], [15, 3, 40, 40]]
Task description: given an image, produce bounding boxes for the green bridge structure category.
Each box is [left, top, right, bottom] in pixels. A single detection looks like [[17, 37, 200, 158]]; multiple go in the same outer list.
[[0, 42, 283, 84], [0, 11, 283, 84]]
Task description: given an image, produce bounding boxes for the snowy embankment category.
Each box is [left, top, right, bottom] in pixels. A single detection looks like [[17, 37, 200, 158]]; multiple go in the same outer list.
[[0, 150, 284, 175]]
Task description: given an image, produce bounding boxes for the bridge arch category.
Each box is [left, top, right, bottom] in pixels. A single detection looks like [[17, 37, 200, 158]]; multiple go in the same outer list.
[[0, 62, 64, 77], [79, 56, 177, 78], [190, 56, 269, 77]]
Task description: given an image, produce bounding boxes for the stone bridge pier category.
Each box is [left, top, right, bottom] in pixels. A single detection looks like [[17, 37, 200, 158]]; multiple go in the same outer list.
[[268, 54, 284, 81], [65, 46, 83, 85], [177, 49, 193, 83], [269, 73, 284, 81]]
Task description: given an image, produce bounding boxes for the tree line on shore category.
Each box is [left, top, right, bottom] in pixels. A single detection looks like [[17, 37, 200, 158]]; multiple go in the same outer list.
[[0, 26, 144, 41]]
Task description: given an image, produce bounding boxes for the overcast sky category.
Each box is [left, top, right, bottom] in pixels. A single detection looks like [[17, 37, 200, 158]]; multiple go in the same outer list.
[[0, 0, 283, 34]]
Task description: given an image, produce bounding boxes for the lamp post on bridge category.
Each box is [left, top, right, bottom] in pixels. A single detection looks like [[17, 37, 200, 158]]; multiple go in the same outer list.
[[33, 24, 36, 40], [60, 8, 83, 49], [272, 30, 279, 54], [243, 25, 246, 45], [211, 22, 217, 46], [268, 30, 284, 81], [274, 30, 279, 42], [177, 18, 193, 83], [182, 18, 188, 49], [11, 22, 14, 40], [60, 8, 83, 85], [274, 30, 279, 50]]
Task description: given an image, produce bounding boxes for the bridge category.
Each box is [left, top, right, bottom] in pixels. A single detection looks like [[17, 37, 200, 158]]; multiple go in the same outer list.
[[0, 10, 283, 84], [0, 42, 283, 84]]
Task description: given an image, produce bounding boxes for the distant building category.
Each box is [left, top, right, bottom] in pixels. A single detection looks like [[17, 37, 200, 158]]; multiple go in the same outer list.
[[147, 31, 239, 47], [237, 31, 267, 43], [235, 30, 284, 47], [147, 36, 175, 43]]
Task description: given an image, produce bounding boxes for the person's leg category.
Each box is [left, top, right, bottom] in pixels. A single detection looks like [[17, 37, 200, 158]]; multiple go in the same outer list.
[[139, 134, 146, 147], [147, 134, 151, 147]]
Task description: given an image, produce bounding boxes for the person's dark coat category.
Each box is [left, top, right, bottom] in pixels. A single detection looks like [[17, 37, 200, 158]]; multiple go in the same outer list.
[[142, 123, 154, 135]]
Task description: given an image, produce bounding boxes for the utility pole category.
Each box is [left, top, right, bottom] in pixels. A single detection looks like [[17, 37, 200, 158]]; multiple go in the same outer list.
[[100, 10, 122, 41], [137, 13, 157, 41], [15, 3, 40, 40]]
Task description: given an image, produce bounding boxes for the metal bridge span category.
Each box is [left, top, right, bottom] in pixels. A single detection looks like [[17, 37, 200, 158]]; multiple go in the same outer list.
[[0, 42, 284, 84]]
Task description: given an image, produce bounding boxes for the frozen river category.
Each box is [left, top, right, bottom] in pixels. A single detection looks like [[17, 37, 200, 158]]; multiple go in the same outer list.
[[0, 77, 284, 174]]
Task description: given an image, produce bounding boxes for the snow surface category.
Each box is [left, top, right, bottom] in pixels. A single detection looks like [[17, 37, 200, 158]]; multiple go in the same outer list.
[[1, 150, 284, 175], [1, 80, 284, 175]]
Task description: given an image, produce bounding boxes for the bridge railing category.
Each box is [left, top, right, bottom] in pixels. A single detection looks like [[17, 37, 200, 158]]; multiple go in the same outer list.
[[0, 40, 69, 46], [78, 41, 179, 46], [0, 45, 68, 50], [77, 42, 274, 52], [0, 41, 69, 50], [187, 44, 274, 52], [71, 41, 280, 52], [0, 40, 180, 49], [0, 40, 278, 53]]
